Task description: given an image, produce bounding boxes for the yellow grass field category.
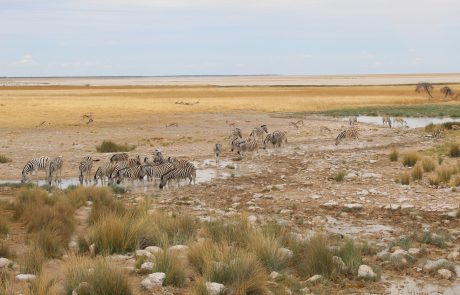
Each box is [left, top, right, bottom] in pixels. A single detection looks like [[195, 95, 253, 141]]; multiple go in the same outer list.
[[0, 85, 458, 128]]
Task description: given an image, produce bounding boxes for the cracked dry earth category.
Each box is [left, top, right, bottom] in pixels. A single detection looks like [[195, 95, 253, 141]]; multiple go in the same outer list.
[[1, 113, 460, 294]]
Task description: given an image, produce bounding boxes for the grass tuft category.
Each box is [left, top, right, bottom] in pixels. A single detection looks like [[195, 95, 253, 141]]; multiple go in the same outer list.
[[152, 250, 187, 287], [96, 140, 136, 153], [411, 163, 424, 181], [339, 239, 363, 275], [402, 152, 419, 167], [389, 148, 399, 162], [0, 155, 11, 164], [27, 273, 61, 295], [21, 247, 46, 274], [293, 234, 336, 279], [448, 143, 460, 157], [334, 170, 346, 182], [399, 173, 410, 185], [422, 157, 436, 172], [436, 165, 457, 183]]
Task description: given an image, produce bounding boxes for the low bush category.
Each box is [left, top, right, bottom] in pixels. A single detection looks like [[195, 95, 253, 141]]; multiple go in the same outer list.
[[339, 239, 363, 275], [21, 247, 46, 274], [0, 242, 14, 259], [428, 175, 440, 186], [27, 273, 61, 295], [422, 157, 436, 172], [152, 250, 187, 287], [399, 173, 410, 185], [436, 166, 457, 183], [402, 152, 419, 167], [293, 235, 336, 279], [0, 155, 11, 164], [449, 143, 460, 157], [96, 140, 136, 153], [247, 232, 289, 271]]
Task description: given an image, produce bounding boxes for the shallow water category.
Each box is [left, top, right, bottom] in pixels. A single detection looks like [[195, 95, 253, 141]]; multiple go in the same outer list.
[[325, 216, 393, 236], [387, 277, 460, 295], [343, 116, 460, 129]]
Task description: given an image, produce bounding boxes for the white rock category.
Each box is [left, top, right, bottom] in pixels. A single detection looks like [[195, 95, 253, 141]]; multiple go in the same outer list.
[[307, 274, 323, 283], [447, 251, 459, 261], [141, 272, 166, 289], [111, 254, 134, 261], [140, 262, 154, 272], [89, 244, 96, 256], [247, 215, 257, 223], [357, 190, 369, 196], [343, 203, 363, 210], [408, 248, 421, 256], [345, 173, 358, 180], [357, 265, 376, 279], [322, 200, 338, 208], [280, 209, 293, 215], [16, 274, 36, 282], [437, 268, 452, 280], [310, 194, 322, 200], [145, 246, 163, 255], [168, 245, 189, 252], [0, 258, 11, 268], [269, 271, 279, 279], [401, 204, 415, 210], [391, 249, 408, 258], [72, 282, 91, 295], [384, 204, 400, 210], [423, 259, 449, 272], [273, 184, 286, 190], [279, 248, 293, 258], [206, 282, 225, 295], [362, 173, 382, 179]]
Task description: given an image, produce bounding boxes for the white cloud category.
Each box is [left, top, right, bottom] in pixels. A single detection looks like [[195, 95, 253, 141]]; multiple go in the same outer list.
[[14, 54, 38, 66]]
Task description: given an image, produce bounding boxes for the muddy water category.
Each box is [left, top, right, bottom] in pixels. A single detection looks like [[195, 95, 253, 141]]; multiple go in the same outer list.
[[387, 278, 460, 295], [345, 116, 460, 128]]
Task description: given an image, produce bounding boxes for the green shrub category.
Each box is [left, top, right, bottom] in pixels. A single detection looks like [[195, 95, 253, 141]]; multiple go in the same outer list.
[[21, 247, 45, 274], [402, 152, 419, 167], [152, 250, 187, 287], [429, 175, 440, 186], [0, 155, 11, 164], [339, 240, 363, 275], [96, 141, 136, 153], [334, 170, 346, 182], [247, 232, 289, 271], [293, 235, 335, 279], [436, 166, 456, 183]]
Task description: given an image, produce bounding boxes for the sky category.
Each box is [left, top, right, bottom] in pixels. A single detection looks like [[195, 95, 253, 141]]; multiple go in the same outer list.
[[1, 0, 459, 76]]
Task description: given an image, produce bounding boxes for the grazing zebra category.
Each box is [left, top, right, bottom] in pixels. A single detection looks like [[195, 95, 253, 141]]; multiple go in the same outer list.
[[335, 127, 359, 145], [79, 156, 100, 185], [234, 138, 258, 157], [159, 164, 196, 189], [21, 156, 50, 183], [214, 143, 222, 162], [47, 156, 63, 185], [382, 116, 392, 128], [143, 157, 154, 165], [393, 118, 407, 128], [140, 163, 175, 183], [115, 166, 144, 184], [349, 116, 358, 126], [94, 161, 115, 185], [110, 153, 129, 163], [249, 125, 268, 143], [263, 131, 287, 149]]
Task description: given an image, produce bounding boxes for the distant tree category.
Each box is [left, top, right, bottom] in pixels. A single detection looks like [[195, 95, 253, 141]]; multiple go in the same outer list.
[[415, 82, 434, 98], [440, 86, 454, 98]]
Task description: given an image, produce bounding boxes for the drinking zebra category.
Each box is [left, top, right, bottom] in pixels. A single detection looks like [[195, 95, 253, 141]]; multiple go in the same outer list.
[[349, 116, 358, 126], [47, 156, 63, 185], [110, 153, 129, 163], [108, 160, 140, 184], [382, 116, 392, 128], [159, 163, 196, 189], [335, 127, 359, 145], [214, 143, 222, 162], [115, 166, 144, 184], [21, 156, 50, 183], [94, 161, 116, 185], [249, 125, 268, 143], [79, 156, 100, 185], [153, 150, 165, 164], [140, 163, 175, 183]]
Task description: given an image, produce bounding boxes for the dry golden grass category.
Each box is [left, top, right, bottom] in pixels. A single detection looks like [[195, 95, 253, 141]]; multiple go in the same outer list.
[[0, 85, 451, 128]]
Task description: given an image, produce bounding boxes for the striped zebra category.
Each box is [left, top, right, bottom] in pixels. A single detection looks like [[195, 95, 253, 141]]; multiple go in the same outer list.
[[115, 166, 144, 184], [94, 161, 116, 185], [214, 143, 222, 162], [382, 116, 392, 128], [110, 153, 129, 163], [349, 116, 358, 126], [234, 138, 258, 157], [47, 156, 63, 185], [393, 118, 407, 128], [249, 125, 268, 143], [335, 127, 359, 145], [263, 131, 287, 149], [140, 163, 175, 183], [153, 150, 165, 164], [159, 164, 196, 189], [230, 137, 245, 152], [79, 156, 100, 185], [231, 128, 242, 139], [108, 160, 140, 184], [21, 156, 50, 183], [143, 157, 154, 165]]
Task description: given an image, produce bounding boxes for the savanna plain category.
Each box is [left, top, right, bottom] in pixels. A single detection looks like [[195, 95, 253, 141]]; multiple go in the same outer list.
[[0, 82, 460, 295]]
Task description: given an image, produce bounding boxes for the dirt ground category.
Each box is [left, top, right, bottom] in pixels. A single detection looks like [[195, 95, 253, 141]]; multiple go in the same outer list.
[[0, 111, 459, 294]]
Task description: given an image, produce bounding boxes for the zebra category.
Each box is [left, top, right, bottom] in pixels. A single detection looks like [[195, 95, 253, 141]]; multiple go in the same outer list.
[[234, 138, 258, 157], [335, 127, 359, 145], [159, 164, 196, 189], [382, 116, 392, 128], [140, 163, 175, 183], [231, 128, 242, 139], [94, 161, 116, 185], [349, 116, 358, 126], [47, 156, 63, 185], [143, 157, 154, 165], [115, 166, 144, 184], [79, 156, 100, 185], [108, 160, 140, 184], [153, 150, 165, 164], [249, 125, 268, 143], [128, 155, 141, 166], [110, 153, 129, 163], [214, 143, 222, 162], [230, 137, 245, 152], [263, 131, 287, 149], [21, 156, 50, 183], [393, 118, 408, 128]]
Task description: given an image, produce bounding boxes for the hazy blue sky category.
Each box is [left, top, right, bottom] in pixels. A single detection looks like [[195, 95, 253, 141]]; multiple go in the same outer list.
[[1, 0, 459, 76]]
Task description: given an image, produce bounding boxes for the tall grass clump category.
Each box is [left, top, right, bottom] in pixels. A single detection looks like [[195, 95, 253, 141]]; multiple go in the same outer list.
[[64, 258, 132, 295], [422, 157, 436, 172], [448, 143, 460, 157], [27, 273, 61, 295], [21, 247, 46, 274], [292, 235, 335, 279], [96, 140, 136, 153], [399, 173, 410, 185], [389, 148, 399, 162], [334, 170, 346, 182], [339, 240, 363, 275], [452, 176, 460, 188], [152, 250, 187, 287], [0, 216, 9, 237], [436, 166, 456, 183], [0, 155, 11, 164], [247, 232, 289, 271], [402, 152, 419, 167], [202, 218, 252, 247], [0, 242, 14, 259], [411, 163, 423, 180], [429, 175, 440, 186]]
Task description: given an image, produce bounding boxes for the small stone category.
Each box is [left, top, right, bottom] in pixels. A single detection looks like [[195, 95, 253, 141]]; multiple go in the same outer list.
[[0, 258, 11, 268], [136, 250, 153, 259], [168, 245, 189, 252], [89, 244, 96, 256], [357, 265, 376, 279], [345, 173, 358, 180], [447, 251, 459, 261], [140, 262, 154, 272], [273, 184, 286, 190], [269, 271, 279, 279], [408, 248, 420, 256], [278, 248, 293, 258], [141, 272, 166, 289], [145, 246, 163, 255], [306, 274, 323, 283], [16, 274, 36, 282], [322, 200, 338, 208], [362, 173, 382, 179], [310, 194, 322, 200], [280, 209, 293, 215], [247, 215, 257, 224], [343, 203, 363, 211], [423, 259, 449, 272], [206, 282, 225, 295], [437, 268, 452, 280]]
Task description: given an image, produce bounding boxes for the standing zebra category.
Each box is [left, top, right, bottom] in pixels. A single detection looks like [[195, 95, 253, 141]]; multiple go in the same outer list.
[[214, 143, 222, 162], [153, 150, 165, 164], [108, 159, 140, 184], [110, 153, 129, 163], [249, 125, 268, 143], [335, 127, 359, 145], [115, 166, 144, 185], [140, 163, 175, 183], [94, 161, 116, 185], [349, 116, 358, 126], [393, 118, 407, 128], [79, 156, 99, 185], [382, 116, 392, 128], [231, 128, 242, 139], [234, 138, 258, 157], [159, 163, 196, 189], [47, 156, 63, 185], [263, 131, 287, 149], [21, 156, 50, 183]]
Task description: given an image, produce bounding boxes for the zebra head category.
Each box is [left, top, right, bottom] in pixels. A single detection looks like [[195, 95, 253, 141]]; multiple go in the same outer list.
[[263, 134, 273, 150], [261, 124, 268, 133]]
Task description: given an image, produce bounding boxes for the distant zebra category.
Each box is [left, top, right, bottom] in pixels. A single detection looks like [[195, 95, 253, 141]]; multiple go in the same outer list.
[[382, 116, 392, 128], [349, 116, 358, 126], [21, 156, 50, 183], [214, 143, 222, 162], [159, 164, 196, 189], [110, 153, 129, 163], [47, 156, 63, 185], [393, 118, 407, 128], [335, 127, 359, 145], [140, 163, 175, 183], [94, 161, 115, 185], [115, 166, 144, 184], [249, 125, 268, 143], [234, 138, 258, 157], [230, 137, 245, 152], [231, 128, 242, 139], [153, 150, 165, 164], [79, 156, 100, 185], [263, 131, 287, 149]]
